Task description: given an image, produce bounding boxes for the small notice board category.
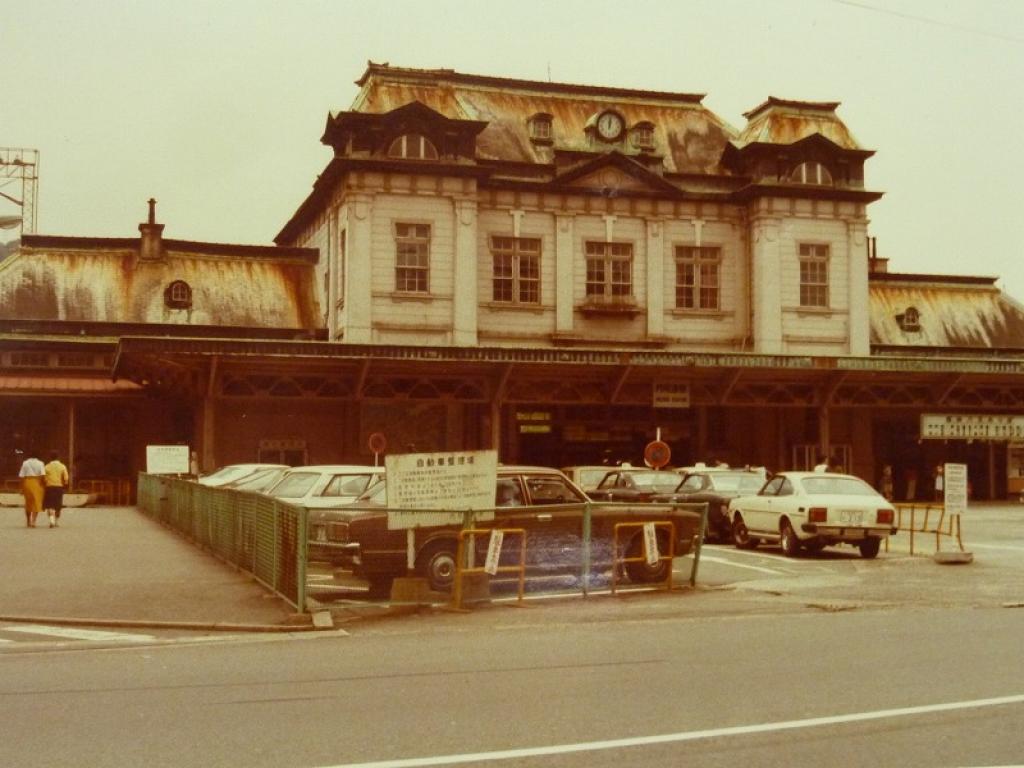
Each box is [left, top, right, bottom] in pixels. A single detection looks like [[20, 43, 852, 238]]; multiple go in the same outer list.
[[146, 445, 190, 475], [385, 449, 498, 530], [943, 462, 968, 516]]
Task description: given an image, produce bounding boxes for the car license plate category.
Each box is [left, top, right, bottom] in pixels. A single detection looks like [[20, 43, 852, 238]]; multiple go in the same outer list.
[[838, 509, 864, 525]]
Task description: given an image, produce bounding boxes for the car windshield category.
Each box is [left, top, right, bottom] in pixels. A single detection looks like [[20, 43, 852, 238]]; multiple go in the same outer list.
[[802, 476, 879, 496], [578, 469, 609, 488], [201, 466, 250, 483], [268, 472, 319, 498], [710, 472, 765, 493], [632, 472, 678, 490], [229, 467, 286, 491], [323, 473, 374, 497]]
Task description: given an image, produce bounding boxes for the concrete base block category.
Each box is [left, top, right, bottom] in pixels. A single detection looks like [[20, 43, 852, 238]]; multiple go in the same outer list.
[[934, 550, 974, 565], [311, 610, 334, 629]]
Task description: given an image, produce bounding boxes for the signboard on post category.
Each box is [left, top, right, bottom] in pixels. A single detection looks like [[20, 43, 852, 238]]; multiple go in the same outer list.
[[145, 445, 190, 475], [484, 530, 504, 575], [384, 449, 498, 530], [943, 462, 968, 516]]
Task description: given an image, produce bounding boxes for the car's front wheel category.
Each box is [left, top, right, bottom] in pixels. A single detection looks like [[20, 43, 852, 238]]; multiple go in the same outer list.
[[780, 520, 801, 557], [859, 537, 881, 559], [417, 540, 459, 592], [731, 515, 759, 550]]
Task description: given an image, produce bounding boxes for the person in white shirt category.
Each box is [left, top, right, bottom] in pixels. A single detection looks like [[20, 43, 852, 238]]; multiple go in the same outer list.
[[18, 450, 46, 527], [813, 453, 829, 473]]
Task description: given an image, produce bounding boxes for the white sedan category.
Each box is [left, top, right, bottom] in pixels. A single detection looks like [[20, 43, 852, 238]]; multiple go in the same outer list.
[[727, 472, 897, 558]]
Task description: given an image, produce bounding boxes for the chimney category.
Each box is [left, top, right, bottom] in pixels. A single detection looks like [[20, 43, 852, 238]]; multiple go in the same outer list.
[[138, 198, 165, 260], [867, 236, 888, 274]]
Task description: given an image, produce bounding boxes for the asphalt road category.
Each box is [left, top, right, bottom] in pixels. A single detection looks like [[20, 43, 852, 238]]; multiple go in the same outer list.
[[1, 504, 1022, 767]]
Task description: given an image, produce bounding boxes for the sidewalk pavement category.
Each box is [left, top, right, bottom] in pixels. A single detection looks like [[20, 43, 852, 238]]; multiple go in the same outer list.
[[0, 505, 301, 631]]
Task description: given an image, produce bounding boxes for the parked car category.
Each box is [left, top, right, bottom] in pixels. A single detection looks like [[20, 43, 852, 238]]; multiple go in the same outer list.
[[588, 468, 681, 503], [561, 465, 619, 493], [222, 466, 289, 493], [652, 468, 767, 542], [340, 466, 703, 594], [265, 465, 385, 508], [727, 472, 897, 558], [197, 463, 288, 487]]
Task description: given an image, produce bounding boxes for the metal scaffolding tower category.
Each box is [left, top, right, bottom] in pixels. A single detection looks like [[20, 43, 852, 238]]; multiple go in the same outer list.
[[0, 148, 40, 236]]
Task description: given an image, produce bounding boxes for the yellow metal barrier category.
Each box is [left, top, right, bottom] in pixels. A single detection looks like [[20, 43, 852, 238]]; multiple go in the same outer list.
[[451, 527, 527, 611], [610, 521, 676, 594], [885, 503, 964, 555]]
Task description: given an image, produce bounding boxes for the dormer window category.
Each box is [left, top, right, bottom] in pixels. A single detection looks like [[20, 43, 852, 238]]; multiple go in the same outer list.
[[897, 306, 921, 332], [387, 133, 438, 160], [165, 280, 192, 309], [528, 113, 553, 142], [790, 161, 833, 185], [631, 122, 655, 150]]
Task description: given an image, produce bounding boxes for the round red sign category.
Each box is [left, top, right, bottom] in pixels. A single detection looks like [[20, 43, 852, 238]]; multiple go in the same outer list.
[[368, 432, 387, 455], [643, 440, 671, 469]]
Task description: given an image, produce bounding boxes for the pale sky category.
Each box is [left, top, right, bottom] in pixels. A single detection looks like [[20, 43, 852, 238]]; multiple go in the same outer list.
[[4, 0, 1024, 301]]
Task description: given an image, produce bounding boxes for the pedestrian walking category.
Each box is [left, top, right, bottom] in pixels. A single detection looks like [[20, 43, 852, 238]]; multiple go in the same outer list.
[[934, 464, 944, 502], [18, 450, 45, 527], [880, 464, 894, 501], [43, 450, 70, 528]]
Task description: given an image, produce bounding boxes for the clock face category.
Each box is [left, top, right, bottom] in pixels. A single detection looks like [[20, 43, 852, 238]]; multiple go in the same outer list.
[[596, 111, 624, 141]]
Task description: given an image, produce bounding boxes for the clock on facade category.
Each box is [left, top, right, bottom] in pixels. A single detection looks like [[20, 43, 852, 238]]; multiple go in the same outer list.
[[596, 110, 624, 141]]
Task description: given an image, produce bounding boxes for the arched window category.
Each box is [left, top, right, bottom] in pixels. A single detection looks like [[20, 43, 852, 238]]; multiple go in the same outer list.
[[790, 161, 833, 185], [897, 306, 921, 332], [387, 133, 438, 160], [164, 280, 192, 309]]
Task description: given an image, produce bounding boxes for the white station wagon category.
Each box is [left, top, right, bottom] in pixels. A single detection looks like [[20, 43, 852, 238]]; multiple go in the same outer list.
[[727, 471, 897, 559]]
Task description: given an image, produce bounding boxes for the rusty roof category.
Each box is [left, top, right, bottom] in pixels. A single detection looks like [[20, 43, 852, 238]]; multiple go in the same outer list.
[[0, 236, 322, 331], [733, 97, 865, 151], [870, 273, 1024, 351], [348, 63, 738, 175], [0, 375, 141, 394]]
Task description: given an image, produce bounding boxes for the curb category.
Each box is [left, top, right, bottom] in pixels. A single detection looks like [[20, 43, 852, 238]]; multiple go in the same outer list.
[[0, 614, 317, 633]]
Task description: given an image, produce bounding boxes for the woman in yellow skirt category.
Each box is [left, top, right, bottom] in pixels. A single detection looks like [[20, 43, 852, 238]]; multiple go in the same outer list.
[[18, 451, 46, 527]]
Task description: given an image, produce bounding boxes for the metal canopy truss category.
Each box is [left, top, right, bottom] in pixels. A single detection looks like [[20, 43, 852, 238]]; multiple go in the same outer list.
[[0, 148, 39, 235], [111, 337, 1024, 411]]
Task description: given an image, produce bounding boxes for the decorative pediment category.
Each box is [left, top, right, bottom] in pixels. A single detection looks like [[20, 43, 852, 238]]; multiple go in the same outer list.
[[551, 152, 680, 197]]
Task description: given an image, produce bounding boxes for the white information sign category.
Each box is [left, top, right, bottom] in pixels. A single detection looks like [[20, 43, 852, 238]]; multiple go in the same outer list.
[[643, 522, 660, 566], [943, 463, 968, 516], [921, 414, 1024, 441], [385, 449, 498, 530], [484, 530, 504, 575], [145, 445, 190, 475]]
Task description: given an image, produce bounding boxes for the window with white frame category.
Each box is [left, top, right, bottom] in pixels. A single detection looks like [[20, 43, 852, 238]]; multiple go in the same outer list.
[[799, 243, 829, 307], [164, 280, 192, 309], [585, 241, 633, 301], [675, 246, 721, 310], [528, 114, 553, 141], [394, 223, 430, 293], [631, 123, 655, 150], [790, 161, 833, 185], [387, 133, 439, 160], [491, 236, 541, 304]]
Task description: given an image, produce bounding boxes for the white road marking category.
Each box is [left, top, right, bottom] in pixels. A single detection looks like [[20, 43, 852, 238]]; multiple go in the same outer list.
[[322, 692, 1024, 768], [707, 545, 819, 565], [2, 625, 155, 643], [695, 555, 786, 575]]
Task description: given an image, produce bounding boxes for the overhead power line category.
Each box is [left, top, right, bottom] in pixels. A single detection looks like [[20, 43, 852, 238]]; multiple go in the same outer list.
[[831, 0, 1024, 45]]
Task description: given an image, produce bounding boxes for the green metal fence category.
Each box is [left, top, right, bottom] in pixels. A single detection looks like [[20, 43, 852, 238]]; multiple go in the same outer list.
[[136, 474, 308, 612]]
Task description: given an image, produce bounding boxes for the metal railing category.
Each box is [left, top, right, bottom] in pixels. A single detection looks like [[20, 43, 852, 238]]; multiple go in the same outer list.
[[885, 503, 965, 555], [136, 474, 308, 612], [451, 527, 527, 611]]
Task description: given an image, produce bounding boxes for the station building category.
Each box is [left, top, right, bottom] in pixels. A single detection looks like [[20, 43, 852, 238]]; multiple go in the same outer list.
[[2, 64, 1023, 500]]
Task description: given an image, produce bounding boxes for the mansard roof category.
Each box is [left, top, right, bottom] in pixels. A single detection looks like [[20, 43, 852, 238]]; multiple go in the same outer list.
[[733, 97, 870, 153], [869, 272, 1024, 352], [1, 230, 321, 331], [348, 62, 738, 175]]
